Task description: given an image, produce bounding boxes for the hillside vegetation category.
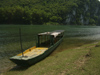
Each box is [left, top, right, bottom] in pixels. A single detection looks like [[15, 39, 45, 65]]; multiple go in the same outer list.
[[0, 0, 100, 25]]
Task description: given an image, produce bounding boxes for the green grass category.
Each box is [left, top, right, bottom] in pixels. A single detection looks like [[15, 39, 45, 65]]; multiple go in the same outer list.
[[3, 41, 100, 75], [81, 42, 100, 75]]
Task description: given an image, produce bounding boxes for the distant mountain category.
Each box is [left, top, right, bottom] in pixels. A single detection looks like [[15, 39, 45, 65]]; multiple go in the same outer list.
[[0, 0, 100, 25]]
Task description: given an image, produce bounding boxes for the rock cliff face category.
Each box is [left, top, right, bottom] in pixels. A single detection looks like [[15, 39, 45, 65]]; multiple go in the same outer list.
[[64, 0, 100, 25]]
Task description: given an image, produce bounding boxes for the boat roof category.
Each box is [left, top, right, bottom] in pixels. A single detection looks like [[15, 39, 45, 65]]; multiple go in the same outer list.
[[38, 30, 64, 37]]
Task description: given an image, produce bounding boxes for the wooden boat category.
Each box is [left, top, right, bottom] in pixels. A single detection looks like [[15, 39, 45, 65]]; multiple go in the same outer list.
[[10, 30, 64, 66]]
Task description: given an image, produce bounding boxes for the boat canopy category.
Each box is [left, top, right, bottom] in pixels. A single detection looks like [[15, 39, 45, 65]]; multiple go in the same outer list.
[[38, 30, 64, 38]]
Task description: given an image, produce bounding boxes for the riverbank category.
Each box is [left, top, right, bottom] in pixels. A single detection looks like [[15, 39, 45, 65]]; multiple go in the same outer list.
[[2, 41, 100, 75]]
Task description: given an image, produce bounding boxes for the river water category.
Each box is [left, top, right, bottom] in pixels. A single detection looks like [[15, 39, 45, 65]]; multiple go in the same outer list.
[[65, 26, 100, 40], [0, 25, 100, 73]]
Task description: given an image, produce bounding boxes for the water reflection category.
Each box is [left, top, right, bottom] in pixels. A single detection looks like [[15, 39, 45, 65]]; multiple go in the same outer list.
[[65, 26, 100, 40], [79, 34, 100, 40]]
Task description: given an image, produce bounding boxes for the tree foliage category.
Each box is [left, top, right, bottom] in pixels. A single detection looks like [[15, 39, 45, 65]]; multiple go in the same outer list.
[[0, 0, 100, 25]]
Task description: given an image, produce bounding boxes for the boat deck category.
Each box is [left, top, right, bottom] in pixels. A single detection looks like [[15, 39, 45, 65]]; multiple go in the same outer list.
[[19, 47, 48, 57], [24, 47, 48, 57]]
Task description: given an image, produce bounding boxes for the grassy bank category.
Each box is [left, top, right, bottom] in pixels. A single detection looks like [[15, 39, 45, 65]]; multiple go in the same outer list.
[[2, 41, 100, 75]]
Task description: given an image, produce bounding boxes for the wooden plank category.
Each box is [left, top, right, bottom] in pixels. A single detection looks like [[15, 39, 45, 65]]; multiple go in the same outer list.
[[17, 46, 36, 56], [24, 47, 48, 57]]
